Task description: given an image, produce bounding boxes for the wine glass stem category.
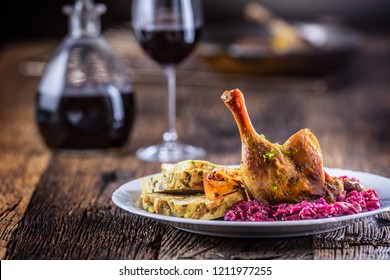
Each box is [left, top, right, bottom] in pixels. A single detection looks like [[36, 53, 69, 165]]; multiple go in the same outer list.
[[163, 65, 178, 143]]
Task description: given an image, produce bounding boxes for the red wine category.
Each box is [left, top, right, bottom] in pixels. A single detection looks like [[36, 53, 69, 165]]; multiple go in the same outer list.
[[36, 88, 136, 150], [135, 26, 202, 65]]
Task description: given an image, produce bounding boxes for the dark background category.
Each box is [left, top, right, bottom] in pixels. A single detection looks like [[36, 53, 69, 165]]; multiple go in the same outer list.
[[1, 1, 131, 42], [2, 0, 390, 45], [0, 0, 390, 50]]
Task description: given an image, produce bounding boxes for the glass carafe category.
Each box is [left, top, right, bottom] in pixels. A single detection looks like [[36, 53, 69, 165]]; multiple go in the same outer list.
[[36, 0, 136, 151]]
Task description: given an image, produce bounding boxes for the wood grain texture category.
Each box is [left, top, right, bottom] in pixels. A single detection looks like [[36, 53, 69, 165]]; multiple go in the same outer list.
[[1, 28, 389, 260], [0, 42, 51, 259]]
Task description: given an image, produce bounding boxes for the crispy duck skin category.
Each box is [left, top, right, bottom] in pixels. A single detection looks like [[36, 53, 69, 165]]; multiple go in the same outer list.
[[221, 88, 344, 204]]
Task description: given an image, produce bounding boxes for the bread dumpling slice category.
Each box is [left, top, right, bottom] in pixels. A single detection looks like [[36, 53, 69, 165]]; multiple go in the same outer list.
[[141, 189, 246, 220], [141, 160, 218, 194]]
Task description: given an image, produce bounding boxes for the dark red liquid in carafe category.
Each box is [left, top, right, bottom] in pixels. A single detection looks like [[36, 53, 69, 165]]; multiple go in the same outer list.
[[36, 88, 136, 150]]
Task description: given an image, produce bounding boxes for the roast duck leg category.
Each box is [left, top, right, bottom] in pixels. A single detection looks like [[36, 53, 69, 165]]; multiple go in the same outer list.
[[222, 88, 345, 204]]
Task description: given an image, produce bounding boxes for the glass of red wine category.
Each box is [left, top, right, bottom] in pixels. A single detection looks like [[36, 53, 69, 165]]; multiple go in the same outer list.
[[132, 0, 205, 162]]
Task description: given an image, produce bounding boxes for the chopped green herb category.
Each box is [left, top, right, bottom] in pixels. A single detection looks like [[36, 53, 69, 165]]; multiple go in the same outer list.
[[263, 149, 278, 161]]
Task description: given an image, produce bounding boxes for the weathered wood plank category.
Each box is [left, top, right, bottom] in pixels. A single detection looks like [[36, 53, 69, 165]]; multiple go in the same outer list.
[[0, 42, 51, 259], [5, 154, 162, 259], [158, 229, 314, 259]]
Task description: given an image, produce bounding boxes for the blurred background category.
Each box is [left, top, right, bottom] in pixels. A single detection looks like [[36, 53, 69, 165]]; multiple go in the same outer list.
[[2, 0, 390, 44], [0, 0, 389, 171]]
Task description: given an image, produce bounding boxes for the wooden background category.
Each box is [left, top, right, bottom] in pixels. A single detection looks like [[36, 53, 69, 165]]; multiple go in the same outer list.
[[0, 26, 389, 260]]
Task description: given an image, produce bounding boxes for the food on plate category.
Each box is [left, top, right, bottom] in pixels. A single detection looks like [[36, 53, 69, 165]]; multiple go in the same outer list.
[[225, 188, 381, 222], [203, 167, 247, 201], [141, 190, 246, 220], [138, 88, 382, 221], [140, 159, 380, 221], [140, 160, 247, 219], [141, 160, 217, 194], [222, 88, 344, 205]]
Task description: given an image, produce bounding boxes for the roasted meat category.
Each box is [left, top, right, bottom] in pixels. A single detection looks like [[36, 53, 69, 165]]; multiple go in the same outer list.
[[222, 88, 344, 204]]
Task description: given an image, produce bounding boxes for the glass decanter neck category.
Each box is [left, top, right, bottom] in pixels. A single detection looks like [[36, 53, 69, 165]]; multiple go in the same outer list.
[[63, 0, 106, 38]]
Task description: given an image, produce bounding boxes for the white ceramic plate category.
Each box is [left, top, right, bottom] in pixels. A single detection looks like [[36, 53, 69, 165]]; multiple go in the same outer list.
[[112, 168, 390, 238]]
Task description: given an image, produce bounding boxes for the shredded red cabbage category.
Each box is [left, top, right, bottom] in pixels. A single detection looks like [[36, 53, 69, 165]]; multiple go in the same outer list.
[[224, 181, 381, 222]]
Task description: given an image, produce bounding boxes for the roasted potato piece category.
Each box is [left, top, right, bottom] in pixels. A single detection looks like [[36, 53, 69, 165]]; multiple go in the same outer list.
[[203, 167, 246, 201]]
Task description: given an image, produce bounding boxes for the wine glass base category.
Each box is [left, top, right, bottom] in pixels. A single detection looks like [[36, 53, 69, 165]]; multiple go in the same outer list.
[[136, 141, 206, 163]]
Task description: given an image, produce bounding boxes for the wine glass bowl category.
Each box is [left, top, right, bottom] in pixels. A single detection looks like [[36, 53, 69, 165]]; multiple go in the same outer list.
[[132, 0, 205, 162]]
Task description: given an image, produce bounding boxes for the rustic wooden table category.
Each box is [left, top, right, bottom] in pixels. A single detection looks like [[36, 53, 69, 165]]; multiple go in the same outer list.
[[1, 26, 389, 260]]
